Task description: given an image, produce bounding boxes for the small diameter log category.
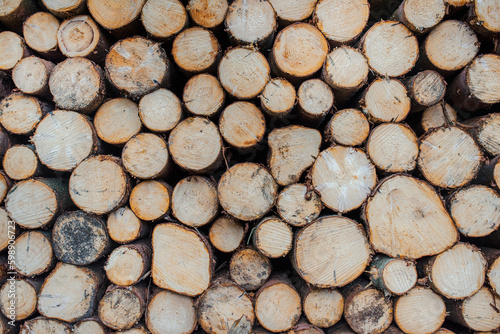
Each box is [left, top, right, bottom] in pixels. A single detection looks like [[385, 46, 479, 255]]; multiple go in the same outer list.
[[0, 0, 37, 32], [219, 102, 266, 150], [481, 247, 500, 296], [303, 288, 344, 328], [0, 278, 39, 320], [38, 262, 105, 322], [12, 56, 54, 97], [3, 145, 42, 180], [94, 98, 142, 145], [73, 318, 109, 334], [0, 32, 29, 72], [368, 255, 417, 296], [313, 0, 369, 45], [312, 146, 377, 213], [225, 0, 277, 48], [87, 0, 145, 37], [146, 289, 197, 334], [392, 0, 446, 33], [122, 133, 170, 179], [152, 223, 214, 297], [268, 0, 316, 25], [467, 113, 500, 156], [322, 47, 369, 106], [12, 230, 54, 277], [129, 180, 172, 221], [364, 174, 459, 259], [168, 117, 223, 173], [20, 317, 71, 334], [49, 57, 106, 113], [0, 172, 10, 204], [105, 37, 172, 100], [107, 207, 149, 244], [41, 0, 86, 19], [104, 241, 151, 286], [421, 103, 458, 132], [404, 70, 446, 112], [0, 208, 12, 253], [293, 216, 372, 287], [253, 217, 293, 258], [139, 88, 182, 133], [447, 287, 500, 332], [52, 210, 111, 265], [218, 47, 270, 100], [297, 79, 334, 125], [57, 15, 110, 64], [172, 176, 219, 228], [141, 0, 188, 41], [69, 155, 130, 215], [23, 12, 61, 60], [255, 278, 302, 332], [208, 216, 245, 253], [418, 126, 483, 188], [394, 287, 446, 334], [359, 78, 411, 123], [276, 184, 322, 227], [230, 248, 272, 291], [422, 20, 479, 75], [187, 0, 228, 29], [183, 74, 224, 117], [448, 185, 500, 237], [197, 278, 255, 334], [468, 0, 500, 36], [270, 23, 328, 81], [5, 178, 69, 229], [360, 21, 418, 77], [259, 78, 296, 118], [268, 125, 322, 186], [0, 92, 49, 135], [218, 163, 278, 221], [366, 123, 419, 173], [325, 109, 370, 146], [98, 284, 147, 330]]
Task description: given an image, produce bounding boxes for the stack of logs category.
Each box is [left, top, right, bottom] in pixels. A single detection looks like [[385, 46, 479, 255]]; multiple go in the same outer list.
[[0, 0, 499, 333]]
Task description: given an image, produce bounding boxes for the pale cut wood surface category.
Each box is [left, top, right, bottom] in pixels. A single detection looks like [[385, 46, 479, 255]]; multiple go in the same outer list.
[[303, 289, 344, 328], [20, 318, 71, 334], [482, 247, 500, 297], [172, 27, 219, 74], [98, 285, 146, 330], [393, 0, 446, 33], [94, 98, 142, 145], [139, 88, 182, 133], [469, 0, 500, 35], [0, 92, 47, 135], [297, 79, 334, 123], [368, 255, 417, 295], [0, 172, 10, 205], [448, 287, 500, 331], [360, 78, 411, 123], [0, 0, 37, 33], [87, 0, 144, 34], [183, 74, 224, 117], [13, 230, 53, 277], [276, 184, 322, 227], [23, 12, 60, 57], [259, 77, 296, 117], [187, 0, 228, 29], [73, 319, 108, 334], [41, 0, 86, 18], [0, 31, 29, 71], [3, 145, 40, 180], [421, 103, 457, 132], [141, 0, 187, 40], [208, 217, 245, 253], [0, 208, 12, 252], [0, 279, 38, 320], [122, 133, 170, 179], [12, 56, 54, 96], [104, 242, 150, 286], [129, 180, 171, 221], [107, 207, 148, 244], [325, 108, 370, 146], [219, 101, 266, 149], [253, 217, 292, 258], [472, 113, 500, 156], [146, 290, 197, 334], [230, 248, 272, 290], [268, 0, 317, 24], [405, 70, 446, 110]]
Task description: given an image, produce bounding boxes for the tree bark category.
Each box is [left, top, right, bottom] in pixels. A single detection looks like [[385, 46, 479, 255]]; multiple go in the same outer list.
[[480, 247, 500, 297]]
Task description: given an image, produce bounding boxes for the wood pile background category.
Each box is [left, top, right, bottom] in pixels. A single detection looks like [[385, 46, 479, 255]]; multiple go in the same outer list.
[[0, 0, 499, 333]]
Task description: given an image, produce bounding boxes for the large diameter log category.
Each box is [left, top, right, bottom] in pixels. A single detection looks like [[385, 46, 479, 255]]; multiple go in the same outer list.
[[467, 113, 500, 156], [139, 88, 182, 133], [23, 12, 61, 60], [0, 0, 37, 32], [98, 284, 147, 330], [69, 155, 130, 215], [12, 56, 54, 97], [293, 216, 372, 287], [172, 27, 219, 75], [187, 0, 228, 29], [218, 163, 278, 221], [12, 230, 54, 277], [3, 144, 42, 181], [20, 317, 71, 334], [421, 103, 458, 132], [122, 133, 170, 179], [481, 247, 500, 296], [253, 217, 293, 258], [303, 288, 343, 328], [325, 109, 370, 147], [404, 70, 446, 112], [208, 216, 245, 253], [183, 73, 224, 117], [259, 77, 296, 118], [297, 79, 334, 125], [0, 92, 50, 135], [230, 248, 272, 291], [468, 0, 500, 36], [0, 278, 39, 321], [268, 0, 316, 25], [49, 57, 106, 113], [87, 0, 145, 37], [141, 0, 187, 41], [104, 240, 151, 286], [152, 223, 215, 297], [219, 102, 266, 150], [392, 0, 445, 33], [146, 289, 197, 334], [38, 262, 105, 322], [368, 255, 417, 296], [312, 146, 377, 213], [41, 0, 86, 19], [0, 31, 29, 72], [276, 184, 322, 227], [364, 174, 459, 259], [129, 180, 172, 221]]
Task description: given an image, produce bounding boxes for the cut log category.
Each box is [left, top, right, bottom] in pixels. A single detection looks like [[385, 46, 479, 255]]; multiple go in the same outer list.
[[0, 208, 13, 253], [114, 324, 149, 334], [105, 37, 171, 100], [364, 174, 459, 259], [270, 22, 328, 81], [253, 217, 293, 258], [0, 0, 37, 33], [230, 248, 272, 290], [297, 79, 334, 125], [129, 180, 172, 221], [52, 210, 110, 265], [276, 183, 322, 227], [197, 278, 255, 334], [38, 262, 105, 322], [146, 289, 197, 334], [0, 31, 29, 72], [447, 287, 500, 332], [477, 155, 500, 190], [268, 125, 322, 186], [383, 325, 406, 334], [327, 321, 356, 334], [218, 163, 278, 221], [394, 287, 446, 334], [322, 47, 369, 106], [303, 288, 344, 328], [341, 279, 393, 334], [0, 278, 39, 320], [268, 0, 316, 25], [448, 185, 500, 237], [0, 92, 49, 135], [219, 101, 266, 150], [312, 146, 377, 213], [122, 133, 170, 179], [12, 56, 54, 97], [183, 73, 225, 117], [3, 144, 41, 180], [481, 247, 500, 296], [172, 176, 218, 228], [107, 207, 148, 246], [172, 27, 219, 75], [446, 0, 471, 6], [139, 88, 182, 133], [259, 78, 296, 118], [418, 126, 483, 188], [168, 117, 223, 173], [12, 230, 54, 277], [87, 0, 145, 37], [366, 123, 419, 173], [404, 70, 446, 112], [360, 21, 418, 77], [141, 0, 188, 41], [288, 320, 324, 334], [23, 11, 61, 60], [208, 216, 245, 253], [359, 78, 411, 123], [6, 178, 69, 229], [368, 255, 417, 295], [468, 0, 500, 36], [0, 172, 10, 205], [255, 278, 302, 332], [467, 113, 500, 156], [0, 72, 12, 100], [218, 47, 270, 100], [152, 223, 214, 296], [73, 318, 109, 334], [94, 98, 142, 145], [41, 0, 86, 19], [313, 0, 369, 45], [49, 57, 106, 113], [20, 317, 71, 334], [186, 0, 228, 29], [293, 216, 372, 287], [225, 0, 276, 48], [325, 109, 370, 146], [104, 241, 151, 286], [392, 0, 446, 33], [421, 103, 458, 132], [98, 284, 147, 330]]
